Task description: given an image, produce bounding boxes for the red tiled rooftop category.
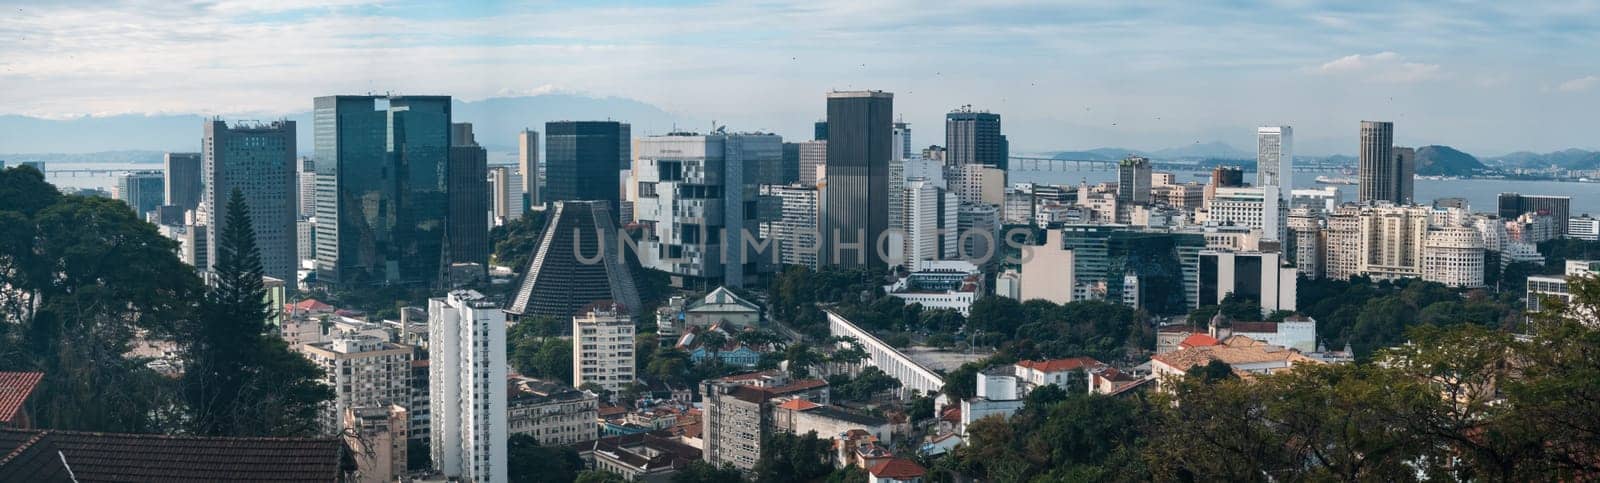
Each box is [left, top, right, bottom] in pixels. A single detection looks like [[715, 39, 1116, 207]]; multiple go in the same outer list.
[[0, 372, 43, 425], [869, 458, 926, 479], [287, 299, 334, 313], [1231, 321, 1281, 333], [776, 399, 820, 411], [1016, 357, 1102, 373], [1179, 333, 1220, 349], [0, 428, 343, 481]]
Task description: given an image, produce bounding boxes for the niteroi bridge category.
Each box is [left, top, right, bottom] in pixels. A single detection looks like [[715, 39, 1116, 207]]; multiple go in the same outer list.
[[1008, 155, 1353, 173]]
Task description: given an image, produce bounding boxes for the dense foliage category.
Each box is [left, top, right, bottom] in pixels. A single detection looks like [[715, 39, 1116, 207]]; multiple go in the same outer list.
[[489, 211, 546, 270], [507, 433, 584, 483], [1297, 276, 1518, 358], [937, 274, 1600, 481]]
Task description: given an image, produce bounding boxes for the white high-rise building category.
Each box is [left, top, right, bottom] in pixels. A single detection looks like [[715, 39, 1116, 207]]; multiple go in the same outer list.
[[572, 301, 635, 393], [1257, 126, 1293, 243], [760, 183, 820, 269], [488, 166, 523, 225], [429, 290, 507, 483], [892, 122, 912, 161], [1207, 187, 1285, 241], [902, 178, 959, 267]]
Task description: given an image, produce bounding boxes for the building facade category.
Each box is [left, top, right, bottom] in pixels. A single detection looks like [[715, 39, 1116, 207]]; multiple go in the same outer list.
[[506, 201, 642, 320], [760, 183, 821, 269], [632, 132, 782, 287], [448, 123, 490, 269], [518, 129, 539, 210], [202, 120, 298, 283], [507, 377, 598, 446], [429, 290, 507, 483], [573, 301, 636, 393], [821, 91, 894, 268], [1358, 121, 1402, 203], [545, 121, 630, 214], [164, 152, 203, 213], [313, 95, 452, 287], [1422, 226, 1486, 288], [115, 170, 164, 217], [1196, 250, 1297, 315], [296, 336, 413, 434], [1498, 193, 1572, 237]]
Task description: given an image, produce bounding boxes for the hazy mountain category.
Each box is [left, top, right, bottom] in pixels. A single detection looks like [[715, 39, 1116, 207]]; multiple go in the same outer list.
[[1485, 149, 1600, 169], [1413, 145, 1486, 176], [1150, 141, 1252, 160], [0, 94, 690, 158]]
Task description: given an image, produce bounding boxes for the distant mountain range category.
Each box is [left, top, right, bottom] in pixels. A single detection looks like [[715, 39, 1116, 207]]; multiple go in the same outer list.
[[1484, 149, 1600, 169], [0, 94, 690, 159], [1413, 145, 1487, 176]]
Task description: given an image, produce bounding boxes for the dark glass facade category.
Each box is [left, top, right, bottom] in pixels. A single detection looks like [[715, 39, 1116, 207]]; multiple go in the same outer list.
[[1059, 225, 1205, 315], [821, 91, 893, 268], [1498, 192, 1571, 236], [448, 123, 489, 269], [813, 121, 828, 141], [544, 121, 630, 212], [945, 111, 1008, 170], [313, 95, 451, 286]]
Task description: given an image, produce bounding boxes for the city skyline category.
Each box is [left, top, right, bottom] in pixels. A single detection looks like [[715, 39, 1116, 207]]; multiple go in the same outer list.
[[2, 1, 1598, 155]]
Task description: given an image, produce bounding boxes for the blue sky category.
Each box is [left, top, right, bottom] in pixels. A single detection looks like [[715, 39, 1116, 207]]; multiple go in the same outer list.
[[1, 0, 1597, 154]]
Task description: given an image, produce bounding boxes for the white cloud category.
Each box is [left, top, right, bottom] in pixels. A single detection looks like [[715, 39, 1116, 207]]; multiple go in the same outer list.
[[1312, 52, 1440, 83], [1557, 75, 1599, 92]]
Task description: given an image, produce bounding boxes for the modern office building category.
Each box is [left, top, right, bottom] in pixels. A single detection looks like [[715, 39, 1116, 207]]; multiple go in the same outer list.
[[297, 157, 317, 218], [1018, 229, 1076, 304], [544, 121, 630, 214], [572, 301, 636, 393], [164, 152, 203, 213], [295, 335, 413, 434], [488, 166, 524, 225], [632, 132, 783, 287], [780, 142, 801, 185], [1117, 156, 1152, 205], [1570, 215, 1600, 241], [1358, 121, 1403, 203], [1204, 165, 1245, 206], [1527, 260, 1600, 312], [1207, 186, 1285, 242], [447, 123, 490, 270], [1287, 208, 1324, 279], [1498, 193, 1572, 237], [1196, 250, 1296, 315], [429, 290, 507, 483], [759, 183, 821, 269], [1396, 147, 1416, 204], [891, 121, 913, 161], [820, 90, 894, 268], [506, 201, 641, 320], [313, 95, 452, 287], [945, 109, 1007, 170], [518, 129, 539, 210], [797, 140, 827, 186], [901, 179, 959, 267], [1256, 126, 1292, 192], [114, 170, 164, 217], [202, 120, 298, 283], [958, 203, 1001, 262], [813, 121, 828, 141], [1056, 225, 1206, 314]]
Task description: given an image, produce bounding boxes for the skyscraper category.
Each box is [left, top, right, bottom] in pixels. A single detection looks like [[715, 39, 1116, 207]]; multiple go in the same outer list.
[[1395, 146, 1416, 204], [518, 129, 539, 210], [488, 166, 523, 225], [945, 109, 1007, 170], [544, 121, 630, 215], [313, 95, 452, 287], [632, 132, 782, 287], [1256, 126, 1293, 242], [813, 120, 828, 141], [821, 90, 894, 268], [506, 201, 641, 320], [429, 290, 507, 483], [892, 121, 912, 161], [448, 123, 489, 269], [1256, 126, 1292, 192], [1358, 121, 1399, 203], [1116, 156, 1152, 204], [1499, 193, 1572, 237], [163, 152, 202, 212], [114, 170, 164, 218], [797, 140, 827, 186], [202, 120, 297, 283], [759, 183, 820, 269], [780, 142, 801, 184], [297, 157, 317, 218]]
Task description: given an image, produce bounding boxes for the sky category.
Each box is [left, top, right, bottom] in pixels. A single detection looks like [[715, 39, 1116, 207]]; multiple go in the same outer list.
[[1, 0, 1598, 155]]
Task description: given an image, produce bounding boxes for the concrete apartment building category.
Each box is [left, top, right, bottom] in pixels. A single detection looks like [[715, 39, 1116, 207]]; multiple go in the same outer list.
[[429, 290, 507, 483], [296, 335, 413, 434], [573, 301, 636, 393], [701, 371, 830, 472]]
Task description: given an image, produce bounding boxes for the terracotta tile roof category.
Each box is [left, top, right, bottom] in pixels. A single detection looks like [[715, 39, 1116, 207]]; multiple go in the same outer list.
[[287, 299, 334, 313], [0, 372, 42, 425], [1153, 337, 1316, 372], [1016, 357, 1102, 373], [0, 428, 344, 482], [598, 405, 627, 418], [1231, 321, 1280, 334], [869, 458, 926, 479], [1179, 334, 1220, 349], [776, 399, 821, 411]]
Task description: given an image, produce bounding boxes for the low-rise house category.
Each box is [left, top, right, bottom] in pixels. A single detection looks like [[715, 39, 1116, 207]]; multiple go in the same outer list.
[[882, 261, 982, 316], [1207, 315, 1318, 353], [575, 432, 702, 483], [1150, 335, 1323, 391], [685, 287, 761, 329], [867, 458, 926, 483], [772, 398, 894, 447], [0, 372, 43, 429]]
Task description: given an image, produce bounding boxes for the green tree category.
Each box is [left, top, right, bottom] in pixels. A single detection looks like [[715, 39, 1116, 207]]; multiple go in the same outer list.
[[753, 431, 833, 483], [507, 433, 584, 483], [672, 461, 744, 483], [182, 189, 331, 436], [490, 211, 546, 270], [0, 166, 202, 433]]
